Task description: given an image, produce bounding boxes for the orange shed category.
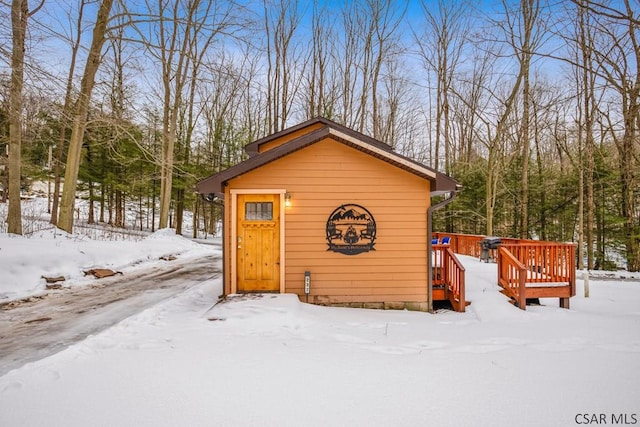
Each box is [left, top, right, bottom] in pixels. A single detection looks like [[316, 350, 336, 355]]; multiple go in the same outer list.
[[196, 118, 460, 311]]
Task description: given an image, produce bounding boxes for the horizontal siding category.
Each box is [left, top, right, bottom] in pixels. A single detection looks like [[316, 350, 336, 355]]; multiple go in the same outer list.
[[286, 280, 428, 295], [287, 220, 425, 231], [228, 137, 432, 304], [285, 254, 427, 265], [284, 243, 427, 253], [286, 265, 426, 274], [302, 294, 428, 304]]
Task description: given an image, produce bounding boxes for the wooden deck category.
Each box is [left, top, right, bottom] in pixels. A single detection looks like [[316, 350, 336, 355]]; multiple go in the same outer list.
[[434, 233, 576, 310]]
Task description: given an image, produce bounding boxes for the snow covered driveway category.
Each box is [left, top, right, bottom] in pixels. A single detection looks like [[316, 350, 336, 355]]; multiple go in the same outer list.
[[0, 254, 220, 375]]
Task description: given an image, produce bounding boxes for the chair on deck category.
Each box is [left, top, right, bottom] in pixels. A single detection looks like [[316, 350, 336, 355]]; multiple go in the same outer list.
[[432, 238, 439, 245], [441, 236, 450, 245]]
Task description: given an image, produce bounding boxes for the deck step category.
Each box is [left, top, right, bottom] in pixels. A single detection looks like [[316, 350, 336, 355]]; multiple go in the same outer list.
[[499, 290, 519, 307], [451, 298, 471, 306]]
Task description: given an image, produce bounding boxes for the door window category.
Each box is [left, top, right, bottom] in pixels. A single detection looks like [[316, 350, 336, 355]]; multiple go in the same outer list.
[[245, 202, 273, 220]]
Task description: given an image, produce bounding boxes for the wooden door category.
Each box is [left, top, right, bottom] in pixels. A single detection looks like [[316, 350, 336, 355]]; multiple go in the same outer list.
[[237, 194, 280, 292]]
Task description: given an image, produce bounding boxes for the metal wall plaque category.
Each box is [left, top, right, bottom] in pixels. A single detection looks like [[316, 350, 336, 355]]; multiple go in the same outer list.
[[326, 204, 376, 255]]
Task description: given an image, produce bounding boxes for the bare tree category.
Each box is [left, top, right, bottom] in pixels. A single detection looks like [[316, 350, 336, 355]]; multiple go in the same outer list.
[[492, 0, 547, 238], [472, 0, 546, 237], [57, 0, 115, 233], [198, 51, 257, 173], [156, 0, 197, 230], [368, 0, 405, 140], [515, 0, 541, 239], [336, 5, 360, 129], [49, 0, 85, 226], [332, 0, 406, 136], [174, 15, 219, 235], [136, 0, 238, 230], [572, 0, 599, 269], [375, 57, 414, 146], [470, 46, 524, 235], [414, 0, 471, 172], [100, 8, 135, 228], [579, 0, 640, 271], [263, 0, 303, 133], [302, 2, 336, 120], [6, 0, 28, 235], [7, 0, 44, 235]]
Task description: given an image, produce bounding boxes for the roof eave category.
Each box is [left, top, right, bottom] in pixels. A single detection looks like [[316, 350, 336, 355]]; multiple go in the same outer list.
[[196, 124, 461, 196]]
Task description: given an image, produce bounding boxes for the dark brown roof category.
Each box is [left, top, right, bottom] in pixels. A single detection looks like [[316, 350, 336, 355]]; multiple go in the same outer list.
[[244, 117, 394, 157], [196, 117, 460, 197]]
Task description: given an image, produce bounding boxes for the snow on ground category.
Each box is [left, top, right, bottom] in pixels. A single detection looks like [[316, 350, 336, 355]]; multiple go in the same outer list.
[[1, 198, 639, 426], [1, 245, 639, 426], [0, 228, 217, 302], [0, 193, 219, 302]]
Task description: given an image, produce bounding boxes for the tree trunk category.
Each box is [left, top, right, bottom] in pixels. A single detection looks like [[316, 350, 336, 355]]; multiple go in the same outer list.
[[577, 0, 595, 269], [574, 0, 640, 270], [108, 187, 113, 225], [192, 196, 198, 239], [486, 148, 499, 236], [157, 0, 198, 230], [519, 0, 536, 239], [115, 189, 123, 228], [620, 113, 639, 271], [152, 183, 156, 232], [51, 0, 85, 226], [596, 180, 605, 269], [58, 0, 114, 233], [585, 136, 595, 269], [7, 0, 29, 235], [139, 191, 144, 231], [175, 188, 183, 235], [520, 65, 531, 239], [99, 180, 105, 223], [88, 181, 95, 224]]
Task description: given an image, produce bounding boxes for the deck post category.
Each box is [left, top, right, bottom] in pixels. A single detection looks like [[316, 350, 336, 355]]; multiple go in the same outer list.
[[583, 272, 590, 298], [559, 297, 570, 309], [518, 272, 527, 310]]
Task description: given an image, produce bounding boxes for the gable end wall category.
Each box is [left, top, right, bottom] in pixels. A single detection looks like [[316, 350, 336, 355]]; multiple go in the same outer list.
[[227, 138, 431, 306]]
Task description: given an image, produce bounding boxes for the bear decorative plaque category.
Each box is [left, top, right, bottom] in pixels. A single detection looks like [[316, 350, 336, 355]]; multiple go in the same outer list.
[[326, 204, 376, 255]]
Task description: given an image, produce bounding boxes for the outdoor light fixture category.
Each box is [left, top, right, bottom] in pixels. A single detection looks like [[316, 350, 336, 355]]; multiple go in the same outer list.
[[285, 192, 292, 207]]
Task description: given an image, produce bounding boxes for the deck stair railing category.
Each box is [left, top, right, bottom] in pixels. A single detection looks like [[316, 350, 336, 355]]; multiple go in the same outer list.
[[434, 233, 577, 310], [496, 247, 527, 309], [432, 244, 466, 312]]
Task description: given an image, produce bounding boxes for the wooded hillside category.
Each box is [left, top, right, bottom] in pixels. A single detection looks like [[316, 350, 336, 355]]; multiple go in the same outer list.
[[0, 0, 638, 271]]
